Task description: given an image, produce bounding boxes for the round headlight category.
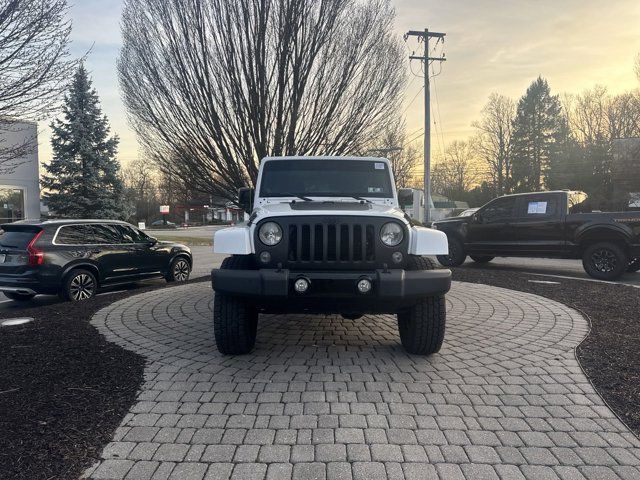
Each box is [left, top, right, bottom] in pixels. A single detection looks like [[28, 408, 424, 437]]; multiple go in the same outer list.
[[258, 221, 282, 246], [380, 222, 404, 247]]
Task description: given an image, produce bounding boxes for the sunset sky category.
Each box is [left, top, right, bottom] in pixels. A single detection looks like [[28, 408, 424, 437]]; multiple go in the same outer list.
[[38, 0, 640, 167]]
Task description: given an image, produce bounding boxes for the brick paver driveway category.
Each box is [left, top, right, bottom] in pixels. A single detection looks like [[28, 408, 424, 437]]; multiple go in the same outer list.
[[85, 282, 640, 480]]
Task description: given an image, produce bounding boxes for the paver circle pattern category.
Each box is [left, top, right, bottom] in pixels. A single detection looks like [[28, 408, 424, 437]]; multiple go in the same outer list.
[[86, 281, 640, 480]]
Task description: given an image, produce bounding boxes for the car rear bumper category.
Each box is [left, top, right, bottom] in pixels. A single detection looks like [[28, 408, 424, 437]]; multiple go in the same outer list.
[[0, 274, 58, 295], [211, 268, 451, 313]]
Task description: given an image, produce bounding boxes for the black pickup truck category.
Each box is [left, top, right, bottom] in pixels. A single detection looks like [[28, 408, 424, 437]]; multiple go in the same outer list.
[[432, 190, 640, 280]]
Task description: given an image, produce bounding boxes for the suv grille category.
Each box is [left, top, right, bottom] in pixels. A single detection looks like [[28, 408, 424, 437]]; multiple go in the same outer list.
[[255, 216, 408, 270], [288, 223, 376, 263]]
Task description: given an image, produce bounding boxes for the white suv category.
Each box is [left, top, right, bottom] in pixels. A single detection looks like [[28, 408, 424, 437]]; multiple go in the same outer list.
[[212, 156, 451, 355]]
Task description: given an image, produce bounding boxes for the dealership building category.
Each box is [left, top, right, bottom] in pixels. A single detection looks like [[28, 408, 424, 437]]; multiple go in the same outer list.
[[0, 120, 40, 223]]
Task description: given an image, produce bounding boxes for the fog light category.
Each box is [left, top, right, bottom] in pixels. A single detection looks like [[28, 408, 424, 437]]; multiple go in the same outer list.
[[357, 278, 372, 294], [259, 251, 271, 263], [294, 278, 309, 293], [392, 251, 403, 263]]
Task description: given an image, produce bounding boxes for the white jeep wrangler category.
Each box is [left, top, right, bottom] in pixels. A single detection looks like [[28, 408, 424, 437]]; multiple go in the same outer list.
[[212, 156, 451, 355]]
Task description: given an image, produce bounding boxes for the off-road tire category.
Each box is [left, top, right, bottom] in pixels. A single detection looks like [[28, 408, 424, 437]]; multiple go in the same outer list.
[[582, 242, 628, 280], [60, 269, 98, 301], [470, 255, 494, 263], [397, 255, 446, 355], [166, 256, 191, 282], [213, 255, 258, 355], [627, 258, 640, 273], [436, 236, 466, 267], [3, 292, 35, 302]]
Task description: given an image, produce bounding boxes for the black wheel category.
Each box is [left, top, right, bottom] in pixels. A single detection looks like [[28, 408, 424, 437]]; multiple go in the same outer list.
[[397, 255, 446, 355], [166, 256, 191, 282], [3, 292, 35, 302], [61, 269, 97, 301], [470, 255, 494, 264], [436, 236, 466, 267], [213, 255, 258, 355], [628, 258, 640, 273], [582, 242, 628, 280]]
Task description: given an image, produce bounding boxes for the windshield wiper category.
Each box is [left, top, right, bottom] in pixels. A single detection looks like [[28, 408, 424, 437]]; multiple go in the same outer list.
[[351, 196, 372, 203], [281, 193, 313, 202], [0, 244, 19, 249]]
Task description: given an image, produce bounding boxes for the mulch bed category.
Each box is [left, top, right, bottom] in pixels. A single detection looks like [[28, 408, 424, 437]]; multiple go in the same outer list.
[[453, 266, 640, 437], [0, 278, 207, 480]]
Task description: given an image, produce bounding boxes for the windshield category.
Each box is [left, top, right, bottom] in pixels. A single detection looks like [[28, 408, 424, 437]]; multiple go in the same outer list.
[[259, 159, 393, 198]]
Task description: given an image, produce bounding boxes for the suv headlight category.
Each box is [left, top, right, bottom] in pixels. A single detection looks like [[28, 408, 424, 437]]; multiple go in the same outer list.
[[380, 222, 404, 246], [258, 221, 282, 246]]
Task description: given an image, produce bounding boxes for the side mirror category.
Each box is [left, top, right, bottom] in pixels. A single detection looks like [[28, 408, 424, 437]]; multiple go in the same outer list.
[[238, 186, 255, 214], [472, 213, 482, 223], [397, 188, 413, 208], [146, 237, 158, 246]]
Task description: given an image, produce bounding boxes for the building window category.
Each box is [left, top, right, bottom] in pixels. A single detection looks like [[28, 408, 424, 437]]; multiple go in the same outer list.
[[0, 187, 25, 223]]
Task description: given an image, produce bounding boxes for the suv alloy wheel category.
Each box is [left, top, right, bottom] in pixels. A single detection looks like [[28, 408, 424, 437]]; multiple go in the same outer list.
[[167, 257, 191, 282], [61, 269, 97, 301]]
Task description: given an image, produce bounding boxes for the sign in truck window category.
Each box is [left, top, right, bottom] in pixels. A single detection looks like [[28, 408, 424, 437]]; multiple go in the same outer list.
[[527, 201, 548, 214]]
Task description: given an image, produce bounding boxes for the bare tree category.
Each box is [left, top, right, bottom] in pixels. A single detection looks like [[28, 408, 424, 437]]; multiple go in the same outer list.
[[369, 118, 418, 188], [472, 93, 515, 195], [118, 0, 406, 200], [564, 86, 640, 144], [607, 91, 640, 140], [123, 157, 160, 222], [563, 86, 610, 146], [431, 140, 480, 200], [0, 0, 77, 172]]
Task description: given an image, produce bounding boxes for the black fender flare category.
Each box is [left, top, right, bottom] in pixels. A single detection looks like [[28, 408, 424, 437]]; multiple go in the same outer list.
[[575, 223, 632, 248]]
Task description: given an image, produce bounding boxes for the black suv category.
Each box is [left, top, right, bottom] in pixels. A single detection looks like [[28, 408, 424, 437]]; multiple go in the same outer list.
[[0, 219, 192, 302]]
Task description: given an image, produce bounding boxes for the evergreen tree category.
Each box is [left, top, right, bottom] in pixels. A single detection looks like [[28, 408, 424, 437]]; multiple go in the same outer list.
[[510, 77, 565, 192], [42, 65, 130, 219]]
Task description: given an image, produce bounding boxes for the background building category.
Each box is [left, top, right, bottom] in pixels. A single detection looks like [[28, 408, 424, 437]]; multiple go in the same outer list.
[[0, 120, 40, 223]]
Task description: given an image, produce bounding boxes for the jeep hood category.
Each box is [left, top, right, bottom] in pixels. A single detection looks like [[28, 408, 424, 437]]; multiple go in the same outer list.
[[252, 201, 408, 223]]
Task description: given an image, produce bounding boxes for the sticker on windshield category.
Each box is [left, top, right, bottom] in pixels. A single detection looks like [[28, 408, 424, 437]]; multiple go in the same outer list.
[[374, 162, 385, 170], [368, 187, 383, 193]]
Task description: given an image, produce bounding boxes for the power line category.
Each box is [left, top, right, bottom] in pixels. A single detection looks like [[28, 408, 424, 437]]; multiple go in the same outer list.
[[402, 85, 424, 114]]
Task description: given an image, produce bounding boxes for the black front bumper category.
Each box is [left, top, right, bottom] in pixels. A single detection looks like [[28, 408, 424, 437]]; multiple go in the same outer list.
[[211, 268, 451, 314]]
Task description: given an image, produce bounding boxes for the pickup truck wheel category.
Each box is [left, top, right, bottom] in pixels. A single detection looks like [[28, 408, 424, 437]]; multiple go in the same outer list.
[[628, 258, 640, 273], [397, 255, 446, 355], [213, 255, 258, 355], [582, 242, 628, 280], [436, 237, 466, 267], [470, 255, 494, 263]]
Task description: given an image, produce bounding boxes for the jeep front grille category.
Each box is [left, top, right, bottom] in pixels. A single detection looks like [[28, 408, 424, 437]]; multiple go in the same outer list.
[[287, 222, 376, 264]]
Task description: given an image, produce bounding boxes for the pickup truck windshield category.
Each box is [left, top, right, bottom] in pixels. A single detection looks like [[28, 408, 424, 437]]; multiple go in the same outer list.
[[259, 159, 393, 198]]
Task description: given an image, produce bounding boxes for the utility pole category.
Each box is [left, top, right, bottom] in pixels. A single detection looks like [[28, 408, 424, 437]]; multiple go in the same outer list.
[[405, 28, 446, 223]]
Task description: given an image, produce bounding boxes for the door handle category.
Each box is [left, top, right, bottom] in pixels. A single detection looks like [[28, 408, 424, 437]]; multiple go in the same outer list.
[[90, 249, 102, 254]]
